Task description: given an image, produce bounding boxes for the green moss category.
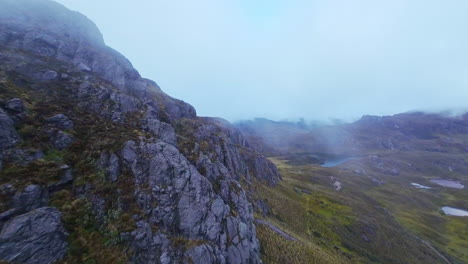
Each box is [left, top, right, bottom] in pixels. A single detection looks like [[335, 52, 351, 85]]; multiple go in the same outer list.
[[44, 149, 65, 162], [0, 160, 62, 187], [50, 191, 130, 264], [171, 236, 208, 250]]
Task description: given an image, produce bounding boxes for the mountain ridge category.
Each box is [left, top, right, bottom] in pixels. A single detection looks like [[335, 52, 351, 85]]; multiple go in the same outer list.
[[0, 1, 280, 263]]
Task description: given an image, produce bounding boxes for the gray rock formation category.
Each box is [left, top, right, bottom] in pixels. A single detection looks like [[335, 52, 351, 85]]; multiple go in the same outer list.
[[5, 98, 25, 113], [98, 152, 121, 182], [46, 114, 74, 130], [48, 130, 74, 150], [121, 140, 262, 263], [0, 207, 68, 264], [0, 0, 281, 263], [12, 185, 49, 214], [144, 118, 177, 145], [0, 108, 19, 149]]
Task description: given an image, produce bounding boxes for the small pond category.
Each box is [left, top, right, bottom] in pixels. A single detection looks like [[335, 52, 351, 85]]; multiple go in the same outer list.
[[411, 183, 431, 189], [321, 157, 360, 168], [441, 206, 468, 216], [430, 179, 464, 189]]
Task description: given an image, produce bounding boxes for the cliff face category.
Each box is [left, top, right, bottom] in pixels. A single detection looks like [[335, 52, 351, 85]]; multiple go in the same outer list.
[[0, 1, 280, 263]]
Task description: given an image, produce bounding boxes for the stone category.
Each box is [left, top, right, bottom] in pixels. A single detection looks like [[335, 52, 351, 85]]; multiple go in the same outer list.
[[0, 184, 16, 196], [0, 208, 18, 222], [121, 140, 262, 263], [0, 207, 68, 264], [46, 114, 74, 130], [48, 167, 73, 192], [5, 98, 25, 113], [2, 148, 44, 166], [49, 130, 74, 150], [144, 119, 177, 145], [12, 184, 49, 213], [0, 108, 19, 149], [99, 152, 121, 182], [41, 70, 58, 80], [0, 1, 284, 262]]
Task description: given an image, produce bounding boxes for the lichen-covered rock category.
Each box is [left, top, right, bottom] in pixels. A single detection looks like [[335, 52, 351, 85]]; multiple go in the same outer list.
[[0, 207, 68, 264]]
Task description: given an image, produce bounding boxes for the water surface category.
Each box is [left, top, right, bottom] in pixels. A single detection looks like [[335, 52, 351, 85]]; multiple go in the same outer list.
[[411, 183, 431, 189], [441, 206, 468, 216], [430, 179, 464, 189], [321, 157, 360, 168]]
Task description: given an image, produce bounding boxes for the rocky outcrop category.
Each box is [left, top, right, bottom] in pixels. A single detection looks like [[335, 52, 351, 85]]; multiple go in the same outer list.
[[0, 108, 18, 149], [46, 114, 74, 130], [0, 0, 281, 263], [12, 185, 49, 214], [0, 207, 68, 264], [0, 0, 196, 122], [120, 140, 261, 263], [176, 117, 281, 186]]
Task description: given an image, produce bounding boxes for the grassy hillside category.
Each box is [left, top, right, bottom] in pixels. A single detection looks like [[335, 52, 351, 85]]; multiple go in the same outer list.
[[254, 156, 466, 264]]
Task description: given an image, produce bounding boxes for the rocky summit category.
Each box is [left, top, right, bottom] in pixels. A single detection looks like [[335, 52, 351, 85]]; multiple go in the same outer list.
[[0, 0, 280, 263]]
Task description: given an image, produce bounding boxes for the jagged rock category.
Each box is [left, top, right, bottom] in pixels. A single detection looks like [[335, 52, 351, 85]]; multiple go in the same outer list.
[[144, 119, 177, 145], [121, 140, 261, 263], [12, 184, 49, 214], [0, 184, 16, 196], [49, 130, 74, 150], [46, 114, 74, 130], [253, 199, 270, 217], [2, 148, 44, 166], [123, 221, 175, 263], [177, 117, 280, 185], [0, 1, 282, 263], [41, 70, 58, 81], [0, 108, 19, 149], [185, 245, 217, 264], [5, 98, 25, 113], [0, 207, 68, 264], [98, 152, 121, 182], [48, 165, 73, 192], [0, 208, 18, 223]]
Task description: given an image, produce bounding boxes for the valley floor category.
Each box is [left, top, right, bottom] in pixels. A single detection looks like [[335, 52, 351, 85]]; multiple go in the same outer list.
[[254, 155, 468, 264]]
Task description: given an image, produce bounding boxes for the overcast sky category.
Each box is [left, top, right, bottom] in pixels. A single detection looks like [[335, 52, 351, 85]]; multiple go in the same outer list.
[[55, 0, 468, 122]]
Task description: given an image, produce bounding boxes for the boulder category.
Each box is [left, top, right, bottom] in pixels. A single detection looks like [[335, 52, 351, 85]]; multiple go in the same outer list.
[[5, 98, 25, 113], [49, 130, 74, 150], [144, 119, 177, 145], [0, 108, 19, 149], [0, 207, 68, 264], [12, 184, 49, 214], [46, 114, 73, 130]]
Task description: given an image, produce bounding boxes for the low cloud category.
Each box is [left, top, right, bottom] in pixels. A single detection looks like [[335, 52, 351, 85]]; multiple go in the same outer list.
[[56, 0, 468, 122]]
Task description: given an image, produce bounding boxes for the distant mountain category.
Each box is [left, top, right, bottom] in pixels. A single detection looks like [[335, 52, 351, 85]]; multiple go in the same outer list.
[[237, 112, 468, 158], [237, 113, 468, 264]]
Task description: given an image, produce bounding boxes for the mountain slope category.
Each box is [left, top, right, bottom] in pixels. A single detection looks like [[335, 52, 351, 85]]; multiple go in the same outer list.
[[0, 1, 280, 263], [237, 114, 468, 264]]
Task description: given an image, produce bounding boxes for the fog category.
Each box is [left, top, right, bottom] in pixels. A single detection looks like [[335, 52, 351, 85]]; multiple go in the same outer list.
[[55, 0, 468, 122]]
